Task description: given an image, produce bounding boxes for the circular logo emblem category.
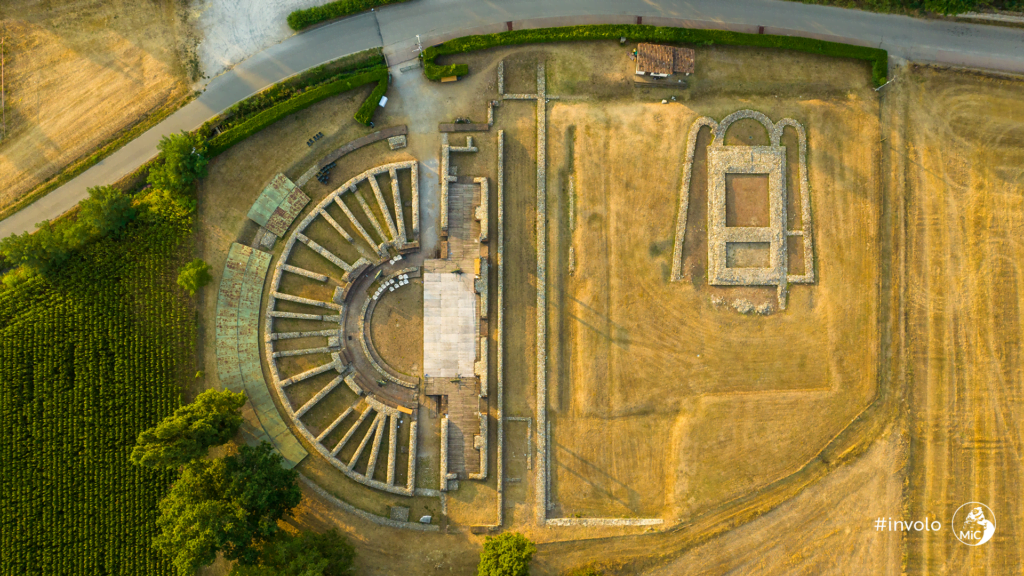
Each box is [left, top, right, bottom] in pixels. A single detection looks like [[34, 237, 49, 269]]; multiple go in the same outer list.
[[952, 502, 996, 546]]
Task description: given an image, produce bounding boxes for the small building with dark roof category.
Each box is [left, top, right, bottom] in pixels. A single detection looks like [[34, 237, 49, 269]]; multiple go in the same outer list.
[[635, 43, 695, 78]]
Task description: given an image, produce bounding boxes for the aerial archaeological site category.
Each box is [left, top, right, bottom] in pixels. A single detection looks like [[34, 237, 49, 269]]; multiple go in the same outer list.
[[1, 0, 1023, 574]]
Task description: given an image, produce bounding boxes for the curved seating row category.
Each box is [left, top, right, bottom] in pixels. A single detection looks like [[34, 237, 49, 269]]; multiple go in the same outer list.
[[262, 162, 423, 496]]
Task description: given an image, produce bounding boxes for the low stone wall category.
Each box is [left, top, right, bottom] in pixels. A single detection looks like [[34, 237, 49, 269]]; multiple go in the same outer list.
[[475, 258, 489, 319], [545, 517, 664, 528], [670, 110, 816, 308], [671, 117, 718, 282], [440, 415, 450, 492], [495, 129, 505, 526], [534, 62, 549, 525], [468, 411, 488, 480], [475, 177, 489, 243], [439, 135, 478, 234]]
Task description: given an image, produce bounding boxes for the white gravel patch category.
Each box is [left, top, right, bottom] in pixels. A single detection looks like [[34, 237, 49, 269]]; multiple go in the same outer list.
[[194, 0, 340, 81]]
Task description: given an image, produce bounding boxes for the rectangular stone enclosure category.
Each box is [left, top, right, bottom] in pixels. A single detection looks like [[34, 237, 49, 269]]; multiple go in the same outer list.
[[707, 146, 787, 286]]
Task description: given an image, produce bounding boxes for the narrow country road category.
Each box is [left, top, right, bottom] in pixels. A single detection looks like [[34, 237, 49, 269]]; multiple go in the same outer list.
[[2, 0, 1022, 237]]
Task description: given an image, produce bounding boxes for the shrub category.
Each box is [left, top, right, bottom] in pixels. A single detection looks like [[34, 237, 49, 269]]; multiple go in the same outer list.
[[287, 0, 411, 31], [477, 532, 537, 576], [354, 76, 388, 125], [925, 0, 978, 14], [208, 67, 387, 156], [177, 258, 212, 296], [211, 50, 385, 134], [422, 25, 888, 87]]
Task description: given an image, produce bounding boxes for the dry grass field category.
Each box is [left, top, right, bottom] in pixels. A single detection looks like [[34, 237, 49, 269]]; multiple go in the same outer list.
[[898, 66, 1024, 575], [0, 0, 191, 212], [535, 47, 882, 522]]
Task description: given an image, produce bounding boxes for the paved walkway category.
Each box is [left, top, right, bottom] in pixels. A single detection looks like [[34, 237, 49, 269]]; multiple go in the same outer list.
[[4, 0, 1024, 237]]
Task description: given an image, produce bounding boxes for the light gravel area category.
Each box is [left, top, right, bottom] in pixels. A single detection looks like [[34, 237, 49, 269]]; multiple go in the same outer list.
[[194, 0, 355, 81]]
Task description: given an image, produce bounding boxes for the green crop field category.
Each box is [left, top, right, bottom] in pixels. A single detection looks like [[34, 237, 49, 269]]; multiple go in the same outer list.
[[0, 211, 194, 575]]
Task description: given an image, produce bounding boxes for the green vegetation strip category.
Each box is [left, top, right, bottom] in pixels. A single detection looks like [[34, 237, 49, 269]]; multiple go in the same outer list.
[[422, 24, 889, 87], [287, 0, 411, 31], [207, 67, 388, 156], [0, 91, 196, 223], [0, 209, 194, 575]]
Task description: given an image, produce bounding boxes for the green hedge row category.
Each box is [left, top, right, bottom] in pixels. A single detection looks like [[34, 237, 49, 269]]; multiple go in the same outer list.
[[208, 67, 387, 156], [421, 25, 888, 87], [287, 0, 410, 31], [353, 77, 389, 125], [217, 53, 384, 132]]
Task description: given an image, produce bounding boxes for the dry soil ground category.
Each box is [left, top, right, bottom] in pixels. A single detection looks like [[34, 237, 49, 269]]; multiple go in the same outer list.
[[482, 42, 882, 528], [0, 0, 191, 213]]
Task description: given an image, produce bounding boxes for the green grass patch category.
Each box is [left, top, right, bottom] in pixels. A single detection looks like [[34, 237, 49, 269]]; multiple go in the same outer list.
[[0, 207, 194, 575], [287, 0, 411, 31], [422, 24, 888, 87]]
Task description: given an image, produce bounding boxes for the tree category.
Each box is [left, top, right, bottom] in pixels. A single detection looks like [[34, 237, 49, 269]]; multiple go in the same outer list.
[[131, 389, 246, 469], [148, 130, 209, 195], [153, 458, 237, 575], [477, 532, 537, 576], [177, 259, 213, 296], [69, 185, 138, 242], [153, 442, 302, 575], [229, 529, 357, 576]]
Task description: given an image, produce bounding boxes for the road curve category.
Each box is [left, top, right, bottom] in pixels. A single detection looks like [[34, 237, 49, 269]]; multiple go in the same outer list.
[[2, 0, 1022, 237]]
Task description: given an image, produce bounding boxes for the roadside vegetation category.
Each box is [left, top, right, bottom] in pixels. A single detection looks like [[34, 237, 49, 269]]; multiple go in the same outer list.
[[422, 25, 888, 87], [792, 0, 1022, 15], [287, 0, 412, 31]]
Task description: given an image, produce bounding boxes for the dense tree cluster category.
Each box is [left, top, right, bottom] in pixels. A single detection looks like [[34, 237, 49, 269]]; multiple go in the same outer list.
[[131, 392, 355, 576]]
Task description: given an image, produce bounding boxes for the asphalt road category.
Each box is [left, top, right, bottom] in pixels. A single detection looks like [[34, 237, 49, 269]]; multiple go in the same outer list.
[[2, 0, 1022, 237]]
